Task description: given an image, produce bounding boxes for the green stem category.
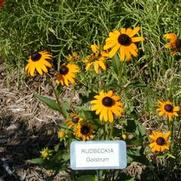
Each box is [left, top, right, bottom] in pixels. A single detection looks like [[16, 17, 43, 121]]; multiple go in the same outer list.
[[109, 123, 113, 139], [70, 169, 76, 181], [105, 123, 109, 140], [48, 75, 68, 118], [170, 119, 174, 151], [76, 77, 97, 94], [96, 170, 103, 181], [176, 119, 181, 139]]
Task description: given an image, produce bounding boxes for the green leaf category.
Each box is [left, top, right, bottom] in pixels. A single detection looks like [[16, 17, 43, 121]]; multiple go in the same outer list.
[[127, 147, 149, 165], [127, 147, 142, 157], [27, 158, 44, 165], [76, 175, 96, 181], [127, 138, 143, 145], [166, 153, 176, 159], [54, 143, 60, 152], [34, 94, 68, 118], [135, 120, 146, 137], [125, 119, 137, 132], [34, 94, 62, 111], [128, 81, 147, 88], [128, 155, 149, 165]]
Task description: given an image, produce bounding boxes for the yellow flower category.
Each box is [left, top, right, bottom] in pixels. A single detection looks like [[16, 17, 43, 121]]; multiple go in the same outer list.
[[56, 63, 79, 86], [149, 131, 170, 153], [84, 44, 108, 74], [91, 90, 124, 122], [164, 33, 181, 55], [57, 130, 66, 139], [65, 113, 82, 129], [66, 52, 80, 62], [25, 51, 52, 76], [74, 122, 94, 141], [104, 27, 144, 61], [40, 147, 52, 160], [157, 100, 180, 120]]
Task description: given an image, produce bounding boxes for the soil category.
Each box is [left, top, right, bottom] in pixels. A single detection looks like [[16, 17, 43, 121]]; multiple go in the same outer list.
[[0, 60, 65, 180]]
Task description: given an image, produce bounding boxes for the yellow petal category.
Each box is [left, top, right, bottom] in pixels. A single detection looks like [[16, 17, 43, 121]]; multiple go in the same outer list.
[[130, 27, 140, 37], [121, 28, 126, 34], [129, 44, 138, 57], [164, 33, 177, 41], [125, 50, 132, 61], [98, 61, 106, 70], [41, 64, 48, 73], [174, 106, 180, 112], [44, 60, 52, 68], [85, 63, 92, 71], [102, 109, 108, 122], [91, 44, 99, 53], [36, 65, 43, 75], [119, 46, 125, 61], [25, 63, 30, 71], [64, 77, 69, 86], [108, 110, 113, 122], [30, 65, 35, 76], [108, 44, 120, 58], [94, 62, 99, 74], [132, 37, 144, 42], [126, 28, 133, 35], [104, 40, 116, 50], [164, 131, 171, 140]]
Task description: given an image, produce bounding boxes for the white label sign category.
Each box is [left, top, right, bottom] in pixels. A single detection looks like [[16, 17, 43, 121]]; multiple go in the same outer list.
[[70, 141, 127, 170]]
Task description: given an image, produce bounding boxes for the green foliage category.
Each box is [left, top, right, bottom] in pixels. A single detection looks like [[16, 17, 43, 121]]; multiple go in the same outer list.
[[34, 93, 69, 118], [76, 175, 96, 181]]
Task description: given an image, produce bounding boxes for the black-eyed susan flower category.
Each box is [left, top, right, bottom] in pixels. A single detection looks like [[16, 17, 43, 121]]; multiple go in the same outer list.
[[157, 100, 180, 120], [56, 63, 79, 86], [57, 129, 68, 141], [91, 90, 124, 122], [58, 129, 65, 139], [40, 147, 53, 160], [164, 33, 181, 55], [74, 122, 94, 141], [104, 27, 144, 61], [65, 113, 82, 129], [84, 44, 108, 74], [66, 52, 80, 62], [149, 131, 170, 153], [25, 51, 52, 77]]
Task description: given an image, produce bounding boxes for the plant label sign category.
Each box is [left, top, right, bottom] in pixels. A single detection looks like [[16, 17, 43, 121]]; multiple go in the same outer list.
[[70, 140, 127, 170]]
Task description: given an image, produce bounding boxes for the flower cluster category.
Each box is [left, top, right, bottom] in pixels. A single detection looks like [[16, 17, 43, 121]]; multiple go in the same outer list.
[[25, 27, 145, 79], [25, 26, 180, 174], [148, 100, 180, 153]]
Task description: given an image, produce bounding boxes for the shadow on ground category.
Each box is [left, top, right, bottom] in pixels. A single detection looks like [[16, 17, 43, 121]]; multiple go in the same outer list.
[[1, 112, 181, 181], [0, 112, 60, 180]]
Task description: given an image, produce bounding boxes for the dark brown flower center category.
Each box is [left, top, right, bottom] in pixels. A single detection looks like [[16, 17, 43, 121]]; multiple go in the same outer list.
[[31, 53, 41, 61], [59, 65, 69, 75], [92, 52, 101, 60], [156, 137, 165, 146], [72, 116, 79, 123], [102, 97, 114, 107], [81, 125, 90, 135], [164, 104, 173, 112], [118, 34, 132, 46], [176, 38, 181, 49]]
